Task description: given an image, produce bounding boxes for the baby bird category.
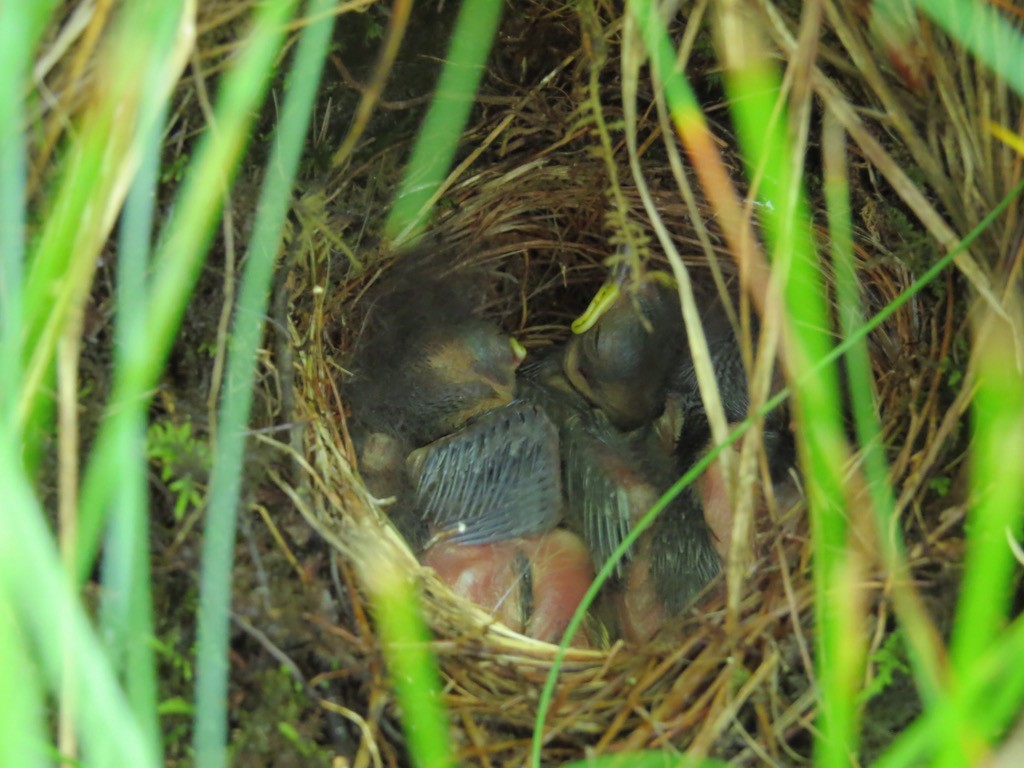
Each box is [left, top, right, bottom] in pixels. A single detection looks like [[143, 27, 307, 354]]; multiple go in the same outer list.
[[408, 400, 590, 646], [563, 274, 683, 430], [566, 265, 794, 487], [346, 258, 526, 447], [521, 342, 727, 642]]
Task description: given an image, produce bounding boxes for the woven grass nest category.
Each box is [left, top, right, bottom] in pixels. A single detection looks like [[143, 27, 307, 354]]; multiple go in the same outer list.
[[280, 1, 1018, 764]]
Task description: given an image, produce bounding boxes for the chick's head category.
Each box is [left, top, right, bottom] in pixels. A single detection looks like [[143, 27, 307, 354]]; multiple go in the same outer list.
[[413, 320, 525, 437], [564, 281, 681, 430]]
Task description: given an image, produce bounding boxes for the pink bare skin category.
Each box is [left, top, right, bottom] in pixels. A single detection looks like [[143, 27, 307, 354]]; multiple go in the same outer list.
[[422, 529, 594, 646], [698, 446, 739, 563], [699, 433, 797, 564], [519, 530, 595, 645], [422, 540, 526, 633], [616, 535, 666, 644]]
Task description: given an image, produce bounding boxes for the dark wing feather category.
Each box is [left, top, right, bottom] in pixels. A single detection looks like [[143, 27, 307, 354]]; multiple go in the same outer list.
[[409, 402, 561, 544], [647, 492, 721, 611], [562, 410, 657, 576]]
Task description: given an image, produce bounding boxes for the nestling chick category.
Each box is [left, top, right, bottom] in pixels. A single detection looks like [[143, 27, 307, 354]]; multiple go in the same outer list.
[[565, 265, 787, 453], [407, 394, 589, 645], [617, 500, 721, 644], [563, 275, 683, 430], [347, 257, 526, 446], [523, 342, 726, 641]]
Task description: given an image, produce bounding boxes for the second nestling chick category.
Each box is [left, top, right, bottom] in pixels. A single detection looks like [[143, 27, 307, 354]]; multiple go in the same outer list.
[[563, 273, 684, 431], [520, 340, 725, 642], [358, 422, 594, 647]]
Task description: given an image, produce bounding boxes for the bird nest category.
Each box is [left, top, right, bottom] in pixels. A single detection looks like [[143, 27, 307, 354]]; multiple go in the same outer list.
[[280, 1, 1017, 765]]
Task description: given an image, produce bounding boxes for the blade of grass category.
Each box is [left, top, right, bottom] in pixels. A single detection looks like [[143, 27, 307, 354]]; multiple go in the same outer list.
[[98, 37, 180, 757], [715, 5, 857, 763], [19, 1, 193, 448], [383, 0, 503, 244], [0, 5, 107, 764], [822, 112, 947, 707], [364, 545, 456, 768], [73, 0, 296, 586], [914, 0, 1024, 97], [5, 0, 190, 761], [0, 588, 46, 768], [192, 1, 334, 764], [0, 438, 159, 767], [938, 306, 1024, 766], [0, 1, 52, 417], [322, 6, 506, 763]]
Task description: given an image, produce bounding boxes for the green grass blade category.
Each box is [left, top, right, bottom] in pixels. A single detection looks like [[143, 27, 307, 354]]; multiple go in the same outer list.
[[914, 0, 1024, 96], [0, 0, 60, 418], [19, 1, 190, 447], [626, 0, 770, 306], [938, 310, 1024, 765], [0, 21, 26, 412], [0, 588, 46, 768], [101, 422, 160, 755], [383, 0, 503, 243], [822, 115, 947, 705], [98, 66, 175, 757], [74, 0, 299, 586], [716, 15, 856, 766], [0, 440, 159, 767], [367, 557, 456, 768], [192, 1, 334, 764]]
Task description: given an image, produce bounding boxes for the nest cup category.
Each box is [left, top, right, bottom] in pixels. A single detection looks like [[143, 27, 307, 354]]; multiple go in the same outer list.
[[283, 1, 998, 762], [290, 156, 925, 761]]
